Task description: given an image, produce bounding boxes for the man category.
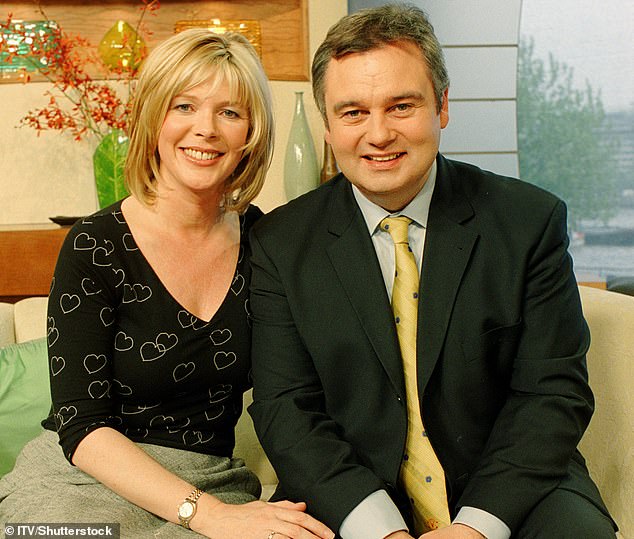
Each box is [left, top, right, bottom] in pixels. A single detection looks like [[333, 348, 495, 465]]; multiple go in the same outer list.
[[248, 4, 616, 538]]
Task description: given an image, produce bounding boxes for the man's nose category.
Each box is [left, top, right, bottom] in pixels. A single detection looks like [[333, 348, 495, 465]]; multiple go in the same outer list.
[[365, 114, 395, 146]]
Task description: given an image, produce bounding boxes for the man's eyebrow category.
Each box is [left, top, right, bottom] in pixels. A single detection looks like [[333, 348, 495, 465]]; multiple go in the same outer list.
[[332, 100, 363, 114], [391, 92, 425, 102], [332, 92, 426, 114]]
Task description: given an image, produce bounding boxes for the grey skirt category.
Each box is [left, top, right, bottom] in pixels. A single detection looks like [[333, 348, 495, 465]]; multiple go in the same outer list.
[[0, 429, 261, 538]]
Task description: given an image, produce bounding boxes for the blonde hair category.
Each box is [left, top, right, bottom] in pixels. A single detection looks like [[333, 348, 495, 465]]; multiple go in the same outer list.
[[125, 29, 274, 213]]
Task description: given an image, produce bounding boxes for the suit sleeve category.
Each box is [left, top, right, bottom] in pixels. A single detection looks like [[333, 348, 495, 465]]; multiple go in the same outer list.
[[248, 225, 390, 532], [456, 199, 595, 530]]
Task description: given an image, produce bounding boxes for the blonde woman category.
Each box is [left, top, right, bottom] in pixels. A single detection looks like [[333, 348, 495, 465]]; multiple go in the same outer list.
[[0, 29, 333, 539]]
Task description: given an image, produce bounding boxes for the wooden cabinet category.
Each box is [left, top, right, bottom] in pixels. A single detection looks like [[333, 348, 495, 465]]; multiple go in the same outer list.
[[0, 225, 69, 302], [2, 0, 309, 81]]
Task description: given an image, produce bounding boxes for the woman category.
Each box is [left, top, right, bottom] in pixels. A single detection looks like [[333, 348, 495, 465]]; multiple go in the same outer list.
[[0, 29, 333, 539]]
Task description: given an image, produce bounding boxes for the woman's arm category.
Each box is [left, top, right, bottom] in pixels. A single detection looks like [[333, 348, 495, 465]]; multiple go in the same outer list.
[[73, 426, 334, 539]]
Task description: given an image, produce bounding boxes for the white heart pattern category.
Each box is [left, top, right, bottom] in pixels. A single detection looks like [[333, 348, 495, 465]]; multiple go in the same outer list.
[[210, 328, 232, 346], [213, 351, 237, 370], [231, 273, 245, 295], [84, 354, 108, 374], [112, 268, 126, 287], [88, 380, 110, 399], [122, 233, 138, 251], [100, 307, 116, 327], [182, 430, 214, 446], [177, 310, 209, 330], [112, 378, 133, 396], [51, 356, 65, 376], [81, 277, 102, 296], [156, 332, 178, 352], [73, 232, 96, 251], [140, 341, 165, 362], [60, 294, 81, 314], [57, 406, 77, 426], [173, 362, 196, 382], [123, 283, 152, 303], [114, 331, 134, 351], [209, 384, 232, 403], [47, 317, 59, 347], [92, 246, 112, 267], [205, 405, 225, 421]]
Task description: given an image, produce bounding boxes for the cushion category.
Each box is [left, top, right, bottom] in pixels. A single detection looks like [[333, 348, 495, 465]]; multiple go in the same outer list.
[[0, 337, 51, 477], [0, 302, 15, 348], [14, 297, 48, 343]]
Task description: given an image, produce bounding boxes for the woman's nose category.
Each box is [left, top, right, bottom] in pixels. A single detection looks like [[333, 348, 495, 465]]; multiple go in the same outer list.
[[194, 112, 217, 138]]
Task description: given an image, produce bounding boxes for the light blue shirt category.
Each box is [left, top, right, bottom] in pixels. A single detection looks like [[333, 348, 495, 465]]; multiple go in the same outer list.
[[340, 161, 511, 539]]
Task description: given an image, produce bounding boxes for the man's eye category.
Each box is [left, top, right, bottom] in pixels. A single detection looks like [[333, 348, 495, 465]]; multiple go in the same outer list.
[[393, 103, 411, 112], [343, 110, 361, 118]]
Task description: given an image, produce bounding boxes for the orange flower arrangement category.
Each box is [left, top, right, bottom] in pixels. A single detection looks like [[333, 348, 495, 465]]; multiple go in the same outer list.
[[0, 0, 160, 141]]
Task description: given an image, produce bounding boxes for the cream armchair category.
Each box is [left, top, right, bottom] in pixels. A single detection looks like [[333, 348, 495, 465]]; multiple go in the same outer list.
[[578, 286, 633, 538], [0, 286, 632, 536]]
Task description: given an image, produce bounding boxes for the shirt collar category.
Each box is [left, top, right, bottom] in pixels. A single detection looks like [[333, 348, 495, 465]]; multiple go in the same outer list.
[[352, 159, 437, 235]]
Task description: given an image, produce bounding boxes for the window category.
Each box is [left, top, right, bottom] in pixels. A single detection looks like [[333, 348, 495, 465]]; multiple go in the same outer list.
[[518, 0, 634, 285]]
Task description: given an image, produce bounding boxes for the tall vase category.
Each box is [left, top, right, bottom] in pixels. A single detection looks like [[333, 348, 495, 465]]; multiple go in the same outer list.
[[320, 141, 338, 184], [93, 129, 129, 209], [284, 91, 319, 201]]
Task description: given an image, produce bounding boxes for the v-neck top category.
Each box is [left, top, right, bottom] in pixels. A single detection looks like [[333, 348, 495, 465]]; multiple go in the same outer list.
[[42, 200, 262, 462]]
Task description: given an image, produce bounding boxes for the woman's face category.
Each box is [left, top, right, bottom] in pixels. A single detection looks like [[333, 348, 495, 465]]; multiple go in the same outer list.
[[157, 76, 250, 200]]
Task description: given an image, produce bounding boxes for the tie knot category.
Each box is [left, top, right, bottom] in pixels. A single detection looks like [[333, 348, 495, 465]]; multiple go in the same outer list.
[[381, 216, 412, 244]]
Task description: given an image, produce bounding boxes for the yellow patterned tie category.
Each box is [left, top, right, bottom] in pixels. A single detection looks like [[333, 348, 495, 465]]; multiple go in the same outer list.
[[381, 216, 450, 534]]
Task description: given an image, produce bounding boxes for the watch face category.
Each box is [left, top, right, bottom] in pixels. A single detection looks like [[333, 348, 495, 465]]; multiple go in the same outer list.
[[179, 501, 195, 519]]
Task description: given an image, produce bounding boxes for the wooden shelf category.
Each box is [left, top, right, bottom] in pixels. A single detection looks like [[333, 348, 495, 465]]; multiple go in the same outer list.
[[2, 0, 309, 81], [0, 225, 69, 302]]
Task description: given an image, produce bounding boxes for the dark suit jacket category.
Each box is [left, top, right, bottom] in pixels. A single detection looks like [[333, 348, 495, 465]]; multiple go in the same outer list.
[[248, 155, 611, 534]]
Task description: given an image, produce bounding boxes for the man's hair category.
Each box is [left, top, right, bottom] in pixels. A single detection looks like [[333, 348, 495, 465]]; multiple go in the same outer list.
[[125, 28, 274, 213], [312, 2, 449, 121]]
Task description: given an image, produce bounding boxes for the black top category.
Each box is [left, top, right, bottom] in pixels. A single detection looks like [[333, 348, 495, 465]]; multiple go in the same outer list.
[[43, 200, 262, 462]]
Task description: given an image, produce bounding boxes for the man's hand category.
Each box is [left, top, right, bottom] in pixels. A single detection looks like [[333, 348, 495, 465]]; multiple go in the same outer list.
[[419, 523, 486, 538], [385, 532, 416, 539]]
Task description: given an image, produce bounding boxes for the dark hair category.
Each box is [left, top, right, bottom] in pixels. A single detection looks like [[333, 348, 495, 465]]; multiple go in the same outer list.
[[312, 2, 449, 120]]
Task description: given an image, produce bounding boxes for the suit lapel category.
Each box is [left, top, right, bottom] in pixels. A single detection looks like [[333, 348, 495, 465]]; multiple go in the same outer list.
[[325, 178, 406, 397], [418, 156, 478, 392]]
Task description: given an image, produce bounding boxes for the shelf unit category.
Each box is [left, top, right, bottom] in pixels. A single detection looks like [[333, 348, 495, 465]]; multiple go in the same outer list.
[[2, 0, 309, 81]]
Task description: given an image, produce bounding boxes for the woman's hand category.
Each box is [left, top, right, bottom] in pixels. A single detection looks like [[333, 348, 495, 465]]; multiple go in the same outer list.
[[194, 497, 335, 539], [419, 524, 486, 538]]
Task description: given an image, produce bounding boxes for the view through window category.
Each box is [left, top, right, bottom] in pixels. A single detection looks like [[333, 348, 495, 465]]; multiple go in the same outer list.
[[518, 0, 634, 286]]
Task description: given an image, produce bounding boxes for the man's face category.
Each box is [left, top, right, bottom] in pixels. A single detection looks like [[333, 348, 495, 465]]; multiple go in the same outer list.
[[323, 40, 449, 211]]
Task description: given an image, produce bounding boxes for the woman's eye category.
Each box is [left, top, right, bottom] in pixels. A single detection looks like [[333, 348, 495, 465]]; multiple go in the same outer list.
[[221, 109, 239, 119], [175, 103, 193, 112]]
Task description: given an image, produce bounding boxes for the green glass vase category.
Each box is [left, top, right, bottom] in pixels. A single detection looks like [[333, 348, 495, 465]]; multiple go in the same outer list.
[[98, 20, 146, 71], [284, 91, 319, 201], [93, 129, 129, 209]]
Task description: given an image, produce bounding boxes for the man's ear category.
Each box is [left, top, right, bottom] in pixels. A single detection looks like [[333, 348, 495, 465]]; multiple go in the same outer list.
[[440, 88, 449, 129]]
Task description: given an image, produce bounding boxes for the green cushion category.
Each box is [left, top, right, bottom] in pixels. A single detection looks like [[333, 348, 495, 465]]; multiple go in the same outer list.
[[0, 337, 51, 477]]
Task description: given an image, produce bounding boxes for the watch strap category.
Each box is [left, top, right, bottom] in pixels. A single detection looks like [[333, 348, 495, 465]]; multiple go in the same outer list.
[[178, 487, 204, 529]]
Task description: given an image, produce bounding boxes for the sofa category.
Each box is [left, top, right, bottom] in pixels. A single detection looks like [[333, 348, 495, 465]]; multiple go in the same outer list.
[[1, 287, 632, 537]]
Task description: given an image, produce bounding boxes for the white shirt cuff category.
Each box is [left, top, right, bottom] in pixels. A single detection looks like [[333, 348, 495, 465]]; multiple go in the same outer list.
[[453, 506, 511, 539], [339, 490, 408, 539]]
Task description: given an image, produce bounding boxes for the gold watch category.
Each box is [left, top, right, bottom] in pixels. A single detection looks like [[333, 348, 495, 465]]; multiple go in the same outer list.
[[177, 487, 203, 529]]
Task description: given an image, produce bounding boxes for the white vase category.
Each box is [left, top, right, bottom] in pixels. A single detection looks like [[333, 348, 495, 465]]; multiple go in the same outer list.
[[284, 91, 319, 201]]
